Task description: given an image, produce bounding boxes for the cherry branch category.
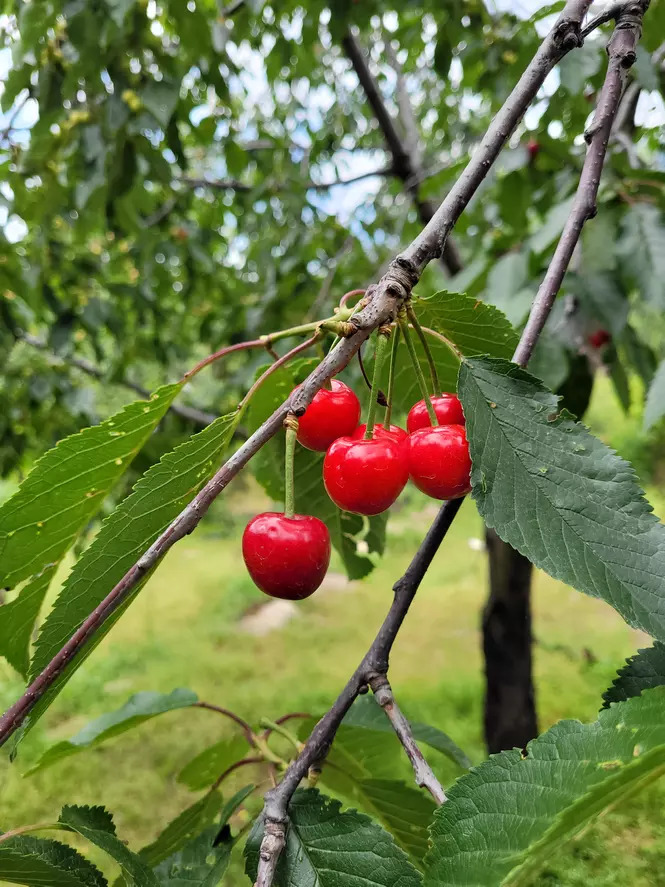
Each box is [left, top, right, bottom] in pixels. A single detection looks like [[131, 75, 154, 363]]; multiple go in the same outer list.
[[0, 0, 593, 760], [370, 676, 447, 805], [514, 0, 646, 367]]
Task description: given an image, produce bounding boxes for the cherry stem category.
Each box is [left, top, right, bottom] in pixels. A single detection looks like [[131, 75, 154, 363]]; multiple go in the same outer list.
[[398, 314, 438, 426], [363, 327, 391, 440], [407, 306, 440, 395], [284, 415, 298, 519], [259, 717, 303, 754], [384, 322, 400, 428]]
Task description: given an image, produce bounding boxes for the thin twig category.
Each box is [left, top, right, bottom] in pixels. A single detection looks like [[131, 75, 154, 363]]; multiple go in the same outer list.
[[514, 1, 646, 367], [211, 756, 263, 791], [370, 676, 446, 805], [193, 701, 256, 746], [239, 335, 321, 409], [20, 334, 217, 428], [182, 166, 393, 194]]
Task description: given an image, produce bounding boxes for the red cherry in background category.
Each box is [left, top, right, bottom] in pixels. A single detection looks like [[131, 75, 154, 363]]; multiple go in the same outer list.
[[407, 424, 471, 500], [242, 512, 331, 600], [588, 329, 611, 349], [406, 393, 465, 433], [527, 138, 540, 159], [323, 436, 408, 516], [351, 423, 408, 444], [295, 380, 360, 451]]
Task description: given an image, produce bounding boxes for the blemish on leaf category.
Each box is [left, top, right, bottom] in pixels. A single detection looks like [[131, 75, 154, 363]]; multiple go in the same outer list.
[[539, 467, 548, 474], [598, 760, 623, 771], [490, 402, 497, 409], [115, 458, 123, 465], [633, 744, 643, 757]]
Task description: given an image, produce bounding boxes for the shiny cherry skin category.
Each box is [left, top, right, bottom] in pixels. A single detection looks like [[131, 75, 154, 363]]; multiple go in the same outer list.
[[323, 436, 409, 516], [407, 424, 471, 500], [588, 329, 611, 349], [406, 393, 465, 433], [295, 380, 360, 451], [242, 512, 331, 600], [351, 423, 408, 444]]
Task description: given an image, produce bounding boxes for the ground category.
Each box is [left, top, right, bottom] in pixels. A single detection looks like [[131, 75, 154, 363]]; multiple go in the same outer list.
[[0, 377, 664, 886]]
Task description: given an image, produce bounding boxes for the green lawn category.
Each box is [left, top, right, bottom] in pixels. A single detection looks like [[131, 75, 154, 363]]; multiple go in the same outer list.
[[1, 376, 664, 885]]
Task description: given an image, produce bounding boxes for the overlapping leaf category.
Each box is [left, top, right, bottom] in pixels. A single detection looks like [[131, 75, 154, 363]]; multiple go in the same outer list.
[[342, 695, 471, 770], [602, 642, 665, 708], [58, 806, 158, 887], [459, 357, 665, 641], [177, 736, 249, 791], [245, 789, 421, 887], [391, 290, 517, 414], [18, 413, 238, 741], [424, 688, 665, 886], [0, 836, 107, 887], [0, 384, 182, 675], [26, 689, 198, 775], [139, 793, 225, 868]]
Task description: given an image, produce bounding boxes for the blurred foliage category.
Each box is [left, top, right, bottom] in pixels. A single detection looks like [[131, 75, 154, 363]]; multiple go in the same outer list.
[[0, 0, 664, 476]]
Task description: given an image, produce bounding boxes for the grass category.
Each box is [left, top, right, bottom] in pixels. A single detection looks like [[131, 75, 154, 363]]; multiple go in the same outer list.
[[0, 375, 664, 885]]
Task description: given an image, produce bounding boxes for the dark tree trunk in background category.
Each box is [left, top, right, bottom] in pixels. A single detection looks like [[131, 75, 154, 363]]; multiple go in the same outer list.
[[483, 529, 537, 753]]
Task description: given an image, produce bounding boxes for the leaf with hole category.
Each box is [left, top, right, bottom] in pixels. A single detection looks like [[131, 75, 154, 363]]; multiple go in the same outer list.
[[424, 688, 665, 886]]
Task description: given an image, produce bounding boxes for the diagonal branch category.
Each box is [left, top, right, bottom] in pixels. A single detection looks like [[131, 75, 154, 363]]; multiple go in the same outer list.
[[370, 676, 447, 805], [20, 334, 218, 428], [0, 0, 593, 764]]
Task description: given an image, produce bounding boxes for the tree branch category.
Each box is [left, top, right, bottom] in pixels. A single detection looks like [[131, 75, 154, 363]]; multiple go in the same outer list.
[[370, 676, 447, 805], [181, 166, 393, 194], [513, 1, 646, 367], [20, 334, 217, 428], [0, 0, 593, 765]]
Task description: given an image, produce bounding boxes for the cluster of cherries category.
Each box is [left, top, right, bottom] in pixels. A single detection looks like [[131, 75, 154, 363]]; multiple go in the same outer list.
[[242, 377, 471, 602]]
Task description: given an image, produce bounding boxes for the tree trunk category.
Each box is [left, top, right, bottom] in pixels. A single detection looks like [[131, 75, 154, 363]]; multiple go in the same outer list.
[[482, 529, 537, 753]]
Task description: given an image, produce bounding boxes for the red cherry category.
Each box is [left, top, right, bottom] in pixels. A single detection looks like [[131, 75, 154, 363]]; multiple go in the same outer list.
[[407, 424, 471, 500], [351, 423, 408, 444], [588, 329, 611, 349], [295, 380, 361, 451], [527, 138, 540, 159], [242, 512, 331, 600], [323, 436, 408, 516], [406, 393, 465, 433]]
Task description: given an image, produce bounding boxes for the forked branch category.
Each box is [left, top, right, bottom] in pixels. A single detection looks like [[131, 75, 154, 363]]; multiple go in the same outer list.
[[0, 0, 593, 753]]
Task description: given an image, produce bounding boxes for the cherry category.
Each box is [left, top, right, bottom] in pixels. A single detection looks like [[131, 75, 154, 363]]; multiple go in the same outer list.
[[588, 329, 611, 349], [323, 436, 408, 515], [295, 380, 361, 451], [406, 393, 465, 433], [527, 138, 540, 159], [242, 512, 331, 600], [351, 422, 407, 444], [407, 424, 471, 500]]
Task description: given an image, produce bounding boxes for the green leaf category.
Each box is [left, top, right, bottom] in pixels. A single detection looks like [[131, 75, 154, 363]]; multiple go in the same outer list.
[[0, 383, 181, 591], [141, 785, 254, 868], [26, 689, 198, 775], [392, 290, 518, 414], [618, 204, 665, 306], [424, 688, 665, 887], [139, 793, 225, 868], [644, 359, 665, 431], [177, 736, 249, 791], [0, 565, 57, 678], [342, 696, 471, 770], [602, 642, 665, 708], [246, 360, 386, 580], [0, 835, 107, 887], [245, 789, 421, 887], [529, 195, 575, 255], [140, 79, 180, 128], [349, 779, 435, 865], [20, 413, 238, 741], [483, 252, 529, 324], [58, 805, 158, 887], [459, 357, 665, 641]]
